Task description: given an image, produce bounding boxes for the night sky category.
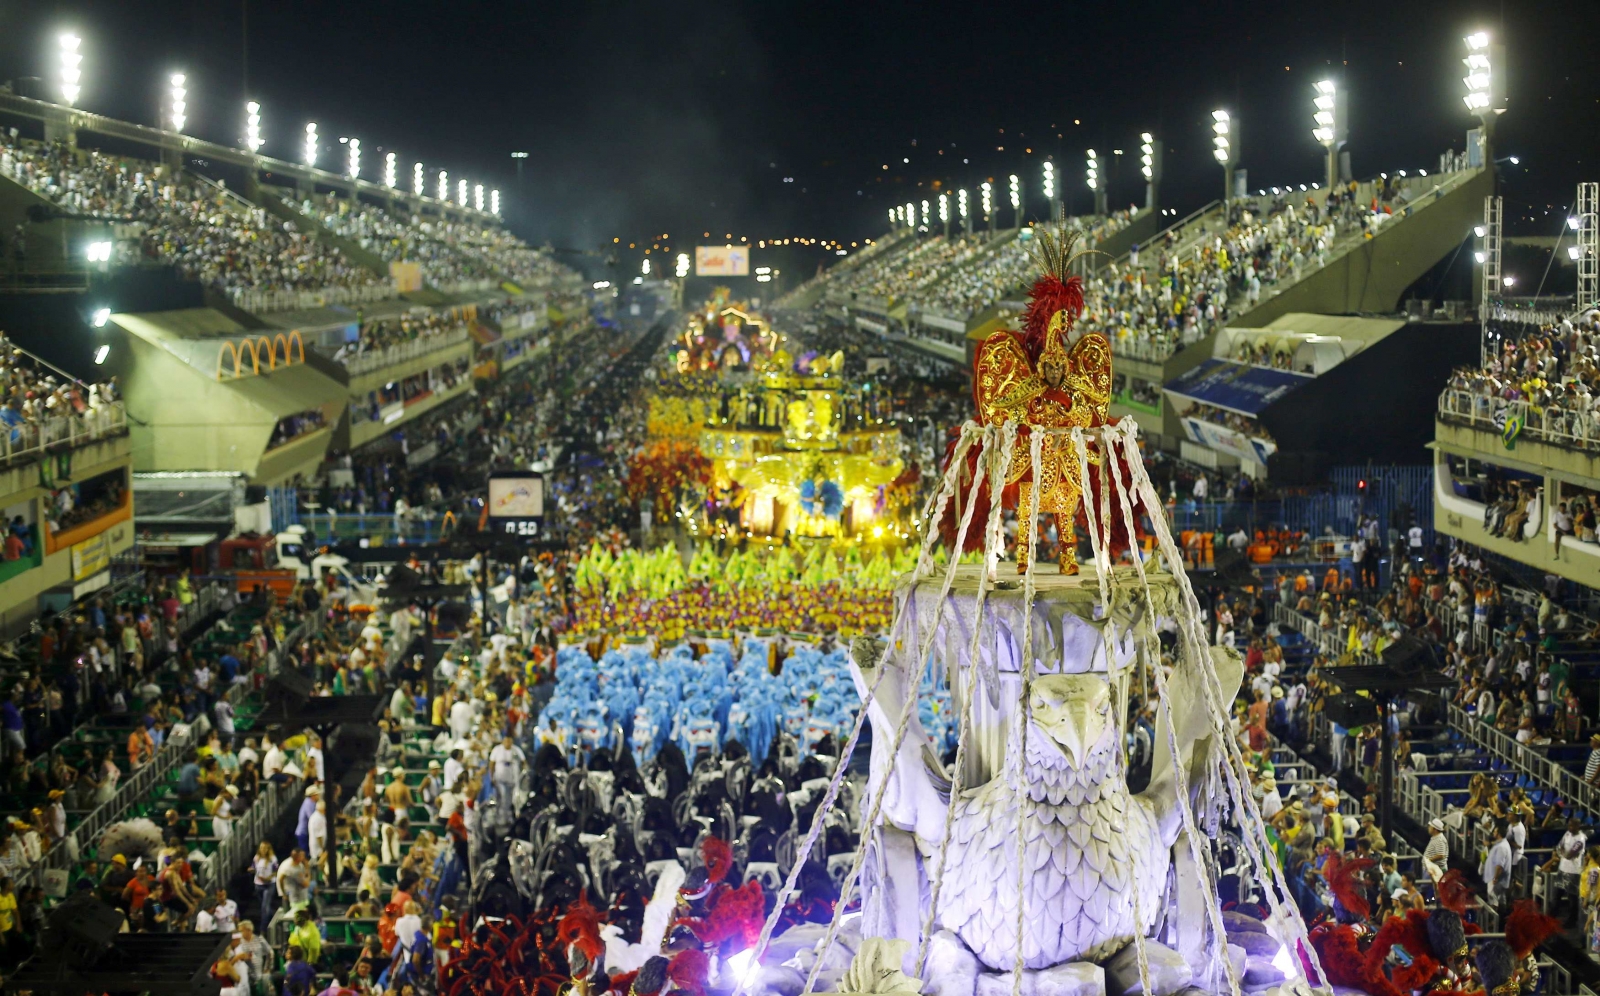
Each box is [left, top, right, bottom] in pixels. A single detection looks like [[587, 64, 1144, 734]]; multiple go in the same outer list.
[[4, 0, 1595, 277]]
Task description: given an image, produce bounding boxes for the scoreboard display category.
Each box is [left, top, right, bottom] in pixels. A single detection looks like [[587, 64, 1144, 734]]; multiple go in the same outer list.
[[487, 473, 545, 537]]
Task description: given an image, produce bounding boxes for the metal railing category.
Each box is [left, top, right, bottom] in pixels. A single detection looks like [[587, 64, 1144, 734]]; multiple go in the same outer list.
[[229, 282, 396, 315], [0, 402, 127, 468], [1438, 388, 1600, 451], [341, 327, 470, 377]]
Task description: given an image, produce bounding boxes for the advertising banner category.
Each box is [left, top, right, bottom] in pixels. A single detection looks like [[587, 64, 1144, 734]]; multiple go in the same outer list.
[[695, 246, 750, 277], [1181, 418, 1277, 466]]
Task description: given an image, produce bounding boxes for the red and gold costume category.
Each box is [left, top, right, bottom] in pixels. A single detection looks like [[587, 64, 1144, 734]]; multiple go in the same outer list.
[[959, 230, 1115, 573]]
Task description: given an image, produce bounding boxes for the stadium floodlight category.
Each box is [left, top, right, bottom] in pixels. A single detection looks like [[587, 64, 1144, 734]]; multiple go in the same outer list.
[[938, 192, 949, 223], [168, 73, 187, 133], [458, 179, 469, 206], [920, 199, 930, 228], [1139, 134, 1155, 181], [1086, 149, 1099, 190], [958, 188, 968, 219], [1571, 246, 1584, 261], [1475, 225, 1487, 238], [413, 163, 424, 196], [91, 307, 110, 328], [1008, 174, 1021, 227], [887, 207, 896, 227], [94, 345, 109, 365], [980, 182, 992, 215], [58, 33, 82, 107], [1312, 80, 1337, 144], [905, 201, 916, 230], [244, 101, 262, 153], [85, 241, 112, 262], [383, 152, 397, 189], [1042, 161, 1056, 201], [641, 257, 651, 276], [676, 252, 690, 278], [1571, 216, 1584, 231], [474, 184, 484, 212], [1211, 110, 1232, 164], [438, 170, 448, 201], [491, 189, 500, 215], [1462, 32, 1492, 112], [303, 123, 318, 167], [346, 138, 361, 179]]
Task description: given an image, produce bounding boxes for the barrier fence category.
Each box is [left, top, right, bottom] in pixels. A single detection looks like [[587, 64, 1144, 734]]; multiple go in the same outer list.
[[0, 402, 127, 468], [1439, 388, 1600, 451]]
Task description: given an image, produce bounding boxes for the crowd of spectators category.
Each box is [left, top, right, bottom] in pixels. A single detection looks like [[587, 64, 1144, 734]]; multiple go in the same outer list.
[[1179, 402, 1276, 445], [290, 195, 500, 291], [1443, 309, 1600, 446], [0, 335, 122, 446], [0, 134, 387, 307]]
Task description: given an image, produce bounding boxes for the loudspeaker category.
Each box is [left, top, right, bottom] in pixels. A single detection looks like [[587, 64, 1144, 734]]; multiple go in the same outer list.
[[1323, 692, 1380, 730], [41, 894, 122, 964], [1381, 634, 1437, 676]]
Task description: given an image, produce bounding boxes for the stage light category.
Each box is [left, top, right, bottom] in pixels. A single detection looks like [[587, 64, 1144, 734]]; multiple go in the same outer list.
[[85, 241, 112, 262], [383, 152, 397, 189], [58, 33, 82, 106], [346, 138, 361, 179], [1571, 217, 1583, 231], [245, 101, 262, 152], [474, 184, 484, 211], [438, 170, 448, 200], [303, 123, 318, 166], [1086, 149, 1099, 190], [1503, 275, 1517, 287], [168, 73, 187, 133], [1474, 251, 1486, 263], [94, 345, 109, 365], [1475, 225, 1487, 238], [1571, 246, 1584, 261], [91, 307, 110, 328]]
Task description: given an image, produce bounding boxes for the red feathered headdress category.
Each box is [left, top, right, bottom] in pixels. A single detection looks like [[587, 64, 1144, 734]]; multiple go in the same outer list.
[[667, 950, 710, 996], [1435, 868, 1472, 915], [1505, 899, 1561, 958], [556, 898, 605, 968], [699, 837, 733, 886], [1322, 852, 1375, 919], [692, 880, 766, 951], [1018, 229, 1095, 361]]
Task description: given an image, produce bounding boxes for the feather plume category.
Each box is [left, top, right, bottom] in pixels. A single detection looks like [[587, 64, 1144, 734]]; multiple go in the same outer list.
[[1019, 229, 1102, 359], [1321, 852, 1375, 919], [1435, 868, 1472, 915], [1505, 898, 1561, 958], [666, 949, 710, 996], [699, 837, 733, 885], [557, 898, 605, 966]]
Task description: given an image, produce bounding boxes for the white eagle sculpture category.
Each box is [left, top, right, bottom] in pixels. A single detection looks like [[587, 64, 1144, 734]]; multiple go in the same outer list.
[[848, 576, 1242, 993]]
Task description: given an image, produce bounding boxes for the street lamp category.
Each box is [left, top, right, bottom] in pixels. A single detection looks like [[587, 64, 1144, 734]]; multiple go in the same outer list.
[[1008, 173, 1022, 228], [1212, 110, 1237, 207], [167, 73, 187, 133], [244, 100, 263, 153], [1139, 132, 1162, 210], [980, 182, 993, 232], [1312, 80, 1347, 190], [303, 122, 318, 167], [383, 152, 397, 190]]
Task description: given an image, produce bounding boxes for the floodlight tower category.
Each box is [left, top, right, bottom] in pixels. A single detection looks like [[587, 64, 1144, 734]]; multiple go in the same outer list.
[[1311, 80, 1347, 191], [1086, 150, 1106, 217], [1212, 110, 1237, 210], [1137, 133, 1162, 211], [1475, 195, 1503, 364], [303, 123, 318, 167], [1008, 174, 1022, 229], [980, 182, 993, 233], [413, 163, 425, 197], [958, 189, 970, 235], [938, 192, 950, 238], [1462, 31, 1507, 164], [1573, 184, 1598, 312], [920, 199, 930, 231], [48, 33, 83, 147], [244, 101, 263, 153], [1042, 160, 1058, 222]]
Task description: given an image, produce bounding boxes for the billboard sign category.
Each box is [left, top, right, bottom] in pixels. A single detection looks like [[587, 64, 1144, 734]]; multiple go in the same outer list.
[[488, 472, 545, 537], [695, 246, 750, 277]]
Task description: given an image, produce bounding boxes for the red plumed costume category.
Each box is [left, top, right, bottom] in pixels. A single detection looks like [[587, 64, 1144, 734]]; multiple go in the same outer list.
[[667, 950, 710, 996]]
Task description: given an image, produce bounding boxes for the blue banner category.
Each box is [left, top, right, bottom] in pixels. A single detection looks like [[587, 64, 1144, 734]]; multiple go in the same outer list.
[[1163, 359, 1310, 416]]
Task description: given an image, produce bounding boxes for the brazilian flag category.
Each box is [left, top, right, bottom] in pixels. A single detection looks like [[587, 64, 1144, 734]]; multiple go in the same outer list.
[[1502, 412, 1524, 449]]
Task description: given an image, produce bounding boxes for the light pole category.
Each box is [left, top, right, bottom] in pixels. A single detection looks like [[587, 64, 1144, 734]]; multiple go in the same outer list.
[[1462, 31, 1506, 165], [1008, 174, 1022, 229], [1138, 133, 1161, 211], [167, 73, 187, 133], [921, 199, 930, 232], [383, 152, 397, 190], [57, 33, 82, 106], [511, 151, 529, 191], [244, 100, 263, 153], [939, 192, 950, 238], [413, 162, 424, 197], [1312, 80, 1347, 191], [958, 189, 970, 235], [303, 122, 318, 167], [1212, 110, 1236, 212]]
